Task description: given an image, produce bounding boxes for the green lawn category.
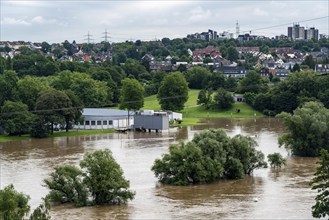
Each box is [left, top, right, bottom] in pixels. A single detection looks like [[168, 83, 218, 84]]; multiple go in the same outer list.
[[0, 135, 30, 143], [143, 89, 200, 110], [143, 89, 264, 125], [181, 102, 263, 119], [50, 129, 116, 137]]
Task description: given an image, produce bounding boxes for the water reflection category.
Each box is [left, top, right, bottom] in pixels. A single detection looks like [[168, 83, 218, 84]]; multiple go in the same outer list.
[[0, 118, 317, 219]]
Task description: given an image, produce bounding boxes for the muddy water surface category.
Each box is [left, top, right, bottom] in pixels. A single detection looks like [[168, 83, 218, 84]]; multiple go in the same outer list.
[[0, 118, 317, 219]]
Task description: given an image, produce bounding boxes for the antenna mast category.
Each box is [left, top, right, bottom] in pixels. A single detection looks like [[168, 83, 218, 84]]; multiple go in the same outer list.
[[236, 20, 240, 38]]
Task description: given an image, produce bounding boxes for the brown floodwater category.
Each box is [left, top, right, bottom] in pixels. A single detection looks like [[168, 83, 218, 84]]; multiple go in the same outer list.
[[0, 118, 318, 219]]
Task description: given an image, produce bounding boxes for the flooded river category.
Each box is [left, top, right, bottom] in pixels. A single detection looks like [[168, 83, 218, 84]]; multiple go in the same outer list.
[[0, 118, 317, 219]]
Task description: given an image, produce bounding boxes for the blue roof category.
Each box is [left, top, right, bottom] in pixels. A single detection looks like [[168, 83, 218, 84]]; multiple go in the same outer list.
[[82, 108, 132, 117]]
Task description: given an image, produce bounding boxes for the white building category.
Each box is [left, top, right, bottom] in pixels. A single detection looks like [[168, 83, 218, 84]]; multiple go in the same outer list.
[[75, 108, 134, 130]]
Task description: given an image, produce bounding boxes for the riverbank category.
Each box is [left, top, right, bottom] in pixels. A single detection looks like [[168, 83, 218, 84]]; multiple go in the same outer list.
[[0, 129, 116, 143], [0, 90, 262, 142]]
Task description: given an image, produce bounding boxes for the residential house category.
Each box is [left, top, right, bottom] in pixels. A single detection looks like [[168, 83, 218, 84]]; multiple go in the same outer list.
[[149, 61, 172, 72], [274, 69, 290, 80], [212, 56, 231, 66], [214, 66, 248, 78], [315, 64, 329, 74], [259, 67, 272, 78], [262, 59, 275, 69], [236, 47, 260, 54], [192, 46, 221, 58], [141, 54, 155, 62]]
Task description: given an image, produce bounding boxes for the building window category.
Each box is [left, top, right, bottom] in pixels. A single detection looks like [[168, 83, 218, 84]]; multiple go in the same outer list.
[[103, 121, 107, 125], [91, 121, 95, 125], [85, 121, 90, 125], [97, 121, 102, 125], [109, 120, 113, 125]]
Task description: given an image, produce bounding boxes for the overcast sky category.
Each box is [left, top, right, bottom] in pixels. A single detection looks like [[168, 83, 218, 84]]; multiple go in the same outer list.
[[1, 0, 328, 43]]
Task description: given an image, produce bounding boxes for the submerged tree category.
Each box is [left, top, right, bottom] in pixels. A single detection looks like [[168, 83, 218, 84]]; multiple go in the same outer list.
[[278, 101, 329, 156], [152, 129, 267, 185], [44, 164, 88, 207], [80, 149, 135, 205], [44, 149, 135, 207], [310, 149, 329, 219], [0, 184, 30, 220], [267, 152, 286, 169], [0, 185, 50, 220]]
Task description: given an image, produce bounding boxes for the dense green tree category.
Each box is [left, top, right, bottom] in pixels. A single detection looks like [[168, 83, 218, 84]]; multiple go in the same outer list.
[[230, 135, 267, 175], [35, 89, 75, 133], [210, 71, 225, 90], [0, 184, 30, 220], [278, 101, 329, 156], [302, 55, 316, 69], [152, 141, 221, 185], [310, 149, 329, 219], [0, 57, 5, 74], [80, 149, 135, 205], [28, 198, 51, 220], [292, 63, 301, 72], [185, 66, 212, 89], [197, 89, 213, 109], [51, 71, 111, 107], [119, 78, 144, 110], [267, 153, 286, 168], [0, 70, 19, 106], [226, 46, 239, 61], [0, 101, 35, 135], [41, 42, 51, 53], [238, 70, 264, 94], [30, 115, 49, 138], [224, 77, 238, 92], [213, 88, 234, 110], [44, 164, 88, 207], [157, 72, 188, 111], [121, 59, 147, 79], [152, 129, 267, 185], [252, 93, 273, 114], [17, 76, 50, 110]]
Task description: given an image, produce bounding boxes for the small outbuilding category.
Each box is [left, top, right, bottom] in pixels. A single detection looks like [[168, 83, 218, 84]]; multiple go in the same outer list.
[[134, 110, 169, 132]]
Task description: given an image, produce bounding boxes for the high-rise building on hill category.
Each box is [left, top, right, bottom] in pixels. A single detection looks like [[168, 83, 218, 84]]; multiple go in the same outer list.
[[288, 24, 319, 40]]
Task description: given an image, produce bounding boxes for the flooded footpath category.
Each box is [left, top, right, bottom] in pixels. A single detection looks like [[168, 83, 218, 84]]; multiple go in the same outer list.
[[0, 118, 317, 219]]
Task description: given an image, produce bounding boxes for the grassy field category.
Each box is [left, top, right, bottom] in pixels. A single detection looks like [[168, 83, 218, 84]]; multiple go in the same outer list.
[[143, 89, 201, 110], [143, 89, 263, 125], [0, 135, 30, 143], [50, 129, 116, 137]]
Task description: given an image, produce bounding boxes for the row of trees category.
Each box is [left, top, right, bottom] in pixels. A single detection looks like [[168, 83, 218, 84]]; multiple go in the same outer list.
[[245, 72, 329, 115], [0, 67, 191, 136]]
